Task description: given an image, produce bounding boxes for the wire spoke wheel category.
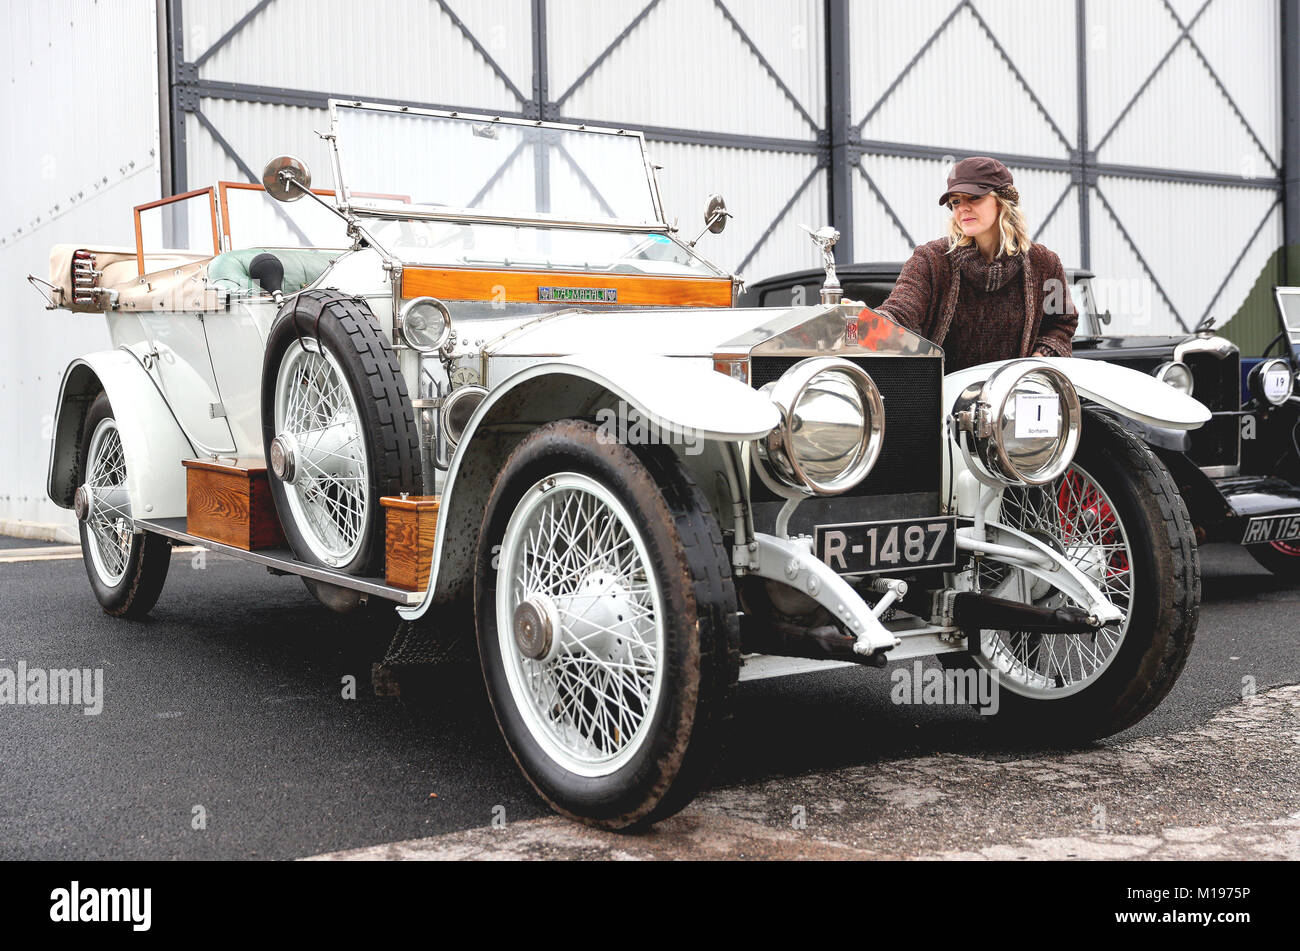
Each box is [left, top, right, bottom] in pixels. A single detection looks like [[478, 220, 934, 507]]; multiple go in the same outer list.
[[274, 339, 370, 567], [495, 474, 666, 778], [84, 417, 131, 586], [976, 461, 1133, 698]]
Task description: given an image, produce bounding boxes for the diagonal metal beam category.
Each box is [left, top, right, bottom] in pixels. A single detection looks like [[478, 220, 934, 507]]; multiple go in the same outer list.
[[191, 108, 313, 246], [1161, 0, 1280, 173], [1093, 185, 1187, 332], [1093, 0, 1213, 154], [965, 0, 1072, 151], [1032, 181, 1075, 243], [856, 0, 965, 135], [856, 163, 916, 249], [193, 0, 278, 69], [713, 0, 821, 134], [467, 140, 528, 208], [555, 144, 618, 219], [553, 0, 662, 110], [1200, 197, 1281, 323], [433, 0, 529, 105], [736, 165, 822, 273]]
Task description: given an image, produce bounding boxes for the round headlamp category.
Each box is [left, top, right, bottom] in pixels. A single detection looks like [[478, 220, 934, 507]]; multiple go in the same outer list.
[[1154, 360, 1194, 396], [952, 361, 1082, 486], [441, 384, 487, 448], [755, 357, 885, 496], [399, 296, 452, 352], [1248, 358, 1295, 407]]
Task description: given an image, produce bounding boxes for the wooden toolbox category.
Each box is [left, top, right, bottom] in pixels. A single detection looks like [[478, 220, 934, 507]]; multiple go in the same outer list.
[[381, 494, 440, 591], [182, 457, 286, 551]]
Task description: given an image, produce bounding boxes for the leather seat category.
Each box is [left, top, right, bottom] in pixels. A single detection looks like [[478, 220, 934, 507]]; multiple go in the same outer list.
[[208, 248, 341, 296]]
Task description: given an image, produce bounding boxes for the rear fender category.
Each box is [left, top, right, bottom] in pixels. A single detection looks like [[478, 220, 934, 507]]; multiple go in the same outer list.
[[47, 351, 195, 519]]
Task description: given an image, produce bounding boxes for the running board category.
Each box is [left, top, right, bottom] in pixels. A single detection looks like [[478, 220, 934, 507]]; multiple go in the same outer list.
[[137, 517, 423, 606]]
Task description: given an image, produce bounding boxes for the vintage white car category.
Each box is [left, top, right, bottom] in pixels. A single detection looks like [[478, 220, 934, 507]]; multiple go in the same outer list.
[[36, 101, 1209, 829]]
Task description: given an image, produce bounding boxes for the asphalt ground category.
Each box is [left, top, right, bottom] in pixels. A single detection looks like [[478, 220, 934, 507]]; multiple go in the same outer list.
[[0, 542, 1296, 860]]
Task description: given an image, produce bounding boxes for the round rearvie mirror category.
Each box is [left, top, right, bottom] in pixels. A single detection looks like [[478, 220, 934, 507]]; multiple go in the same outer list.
[[262, 155, 312, 202], [705, 194, 729, 234]]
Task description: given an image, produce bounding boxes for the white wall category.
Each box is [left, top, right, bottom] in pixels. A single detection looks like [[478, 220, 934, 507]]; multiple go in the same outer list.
[[0, 0, 160, 531]]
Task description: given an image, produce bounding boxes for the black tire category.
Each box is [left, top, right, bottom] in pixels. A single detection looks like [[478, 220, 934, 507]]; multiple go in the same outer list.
[[943, 411, 1200, 741], [475, 420, 739, 830], [260, 291, 421, 581], [1246, 539, 1300, 581], [76, 393, 171, 618]]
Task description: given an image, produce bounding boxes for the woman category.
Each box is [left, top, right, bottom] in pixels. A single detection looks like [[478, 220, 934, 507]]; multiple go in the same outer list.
[[873, 156, 1076, 372]]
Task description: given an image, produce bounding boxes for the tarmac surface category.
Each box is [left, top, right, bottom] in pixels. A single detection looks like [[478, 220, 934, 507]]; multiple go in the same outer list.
[[0, 541, 1295, 860]]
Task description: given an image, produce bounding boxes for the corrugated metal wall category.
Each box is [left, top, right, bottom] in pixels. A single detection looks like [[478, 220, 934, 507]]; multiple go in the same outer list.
[[849, 0, 1282, 336], [0, 0, 159, 533], [170, 0, 1283, 338], [174, 0, 830, 284]]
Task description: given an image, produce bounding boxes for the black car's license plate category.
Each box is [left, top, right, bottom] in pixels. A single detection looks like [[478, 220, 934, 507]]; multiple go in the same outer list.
[[1241, 513, 1300, 545], [815, 517, 957, 574]]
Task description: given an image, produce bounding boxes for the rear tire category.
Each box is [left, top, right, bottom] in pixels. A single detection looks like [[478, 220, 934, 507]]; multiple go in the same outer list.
[[77, 394, 171, 618], [475, 420, 739, 829]]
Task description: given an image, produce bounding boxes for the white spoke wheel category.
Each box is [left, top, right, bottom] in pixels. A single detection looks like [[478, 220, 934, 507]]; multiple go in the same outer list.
[[476, 420, 738, 829], [76, 394, 171, 618], [943, 412, 1199, 740], [497, 474, 665, 776], [261, 292, 421, 593], [273, 340, 370, 567], [976, 461, 1132, 698]]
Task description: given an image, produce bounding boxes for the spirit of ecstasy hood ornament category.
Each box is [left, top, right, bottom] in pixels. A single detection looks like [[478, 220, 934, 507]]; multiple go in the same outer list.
[[800, 224, 842, 305]]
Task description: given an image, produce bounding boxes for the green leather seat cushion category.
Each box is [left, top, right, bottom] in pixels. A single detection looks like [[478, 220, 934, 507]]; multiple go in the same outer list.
[[208, 248, 341, 295]]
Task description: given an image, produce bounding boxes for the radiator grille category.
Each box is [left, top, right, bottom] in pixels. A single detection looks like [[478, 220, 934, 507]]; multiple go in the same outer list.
[[1185, 351, 1240, 468], [749, 355, 942, 498]]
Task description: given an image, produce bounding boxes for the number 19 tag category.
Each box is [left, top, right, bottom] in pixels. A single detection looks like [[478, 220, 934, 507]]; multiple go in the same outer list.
[[1014, 393, 1060, 438]]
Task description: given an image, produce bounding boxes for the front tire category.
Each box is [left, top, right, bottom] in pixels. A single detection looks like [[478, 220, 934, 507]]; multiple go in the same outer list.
[[77, 394, 171, 618], [475, 420, 739, 829], [945, 412, 1199, 741]]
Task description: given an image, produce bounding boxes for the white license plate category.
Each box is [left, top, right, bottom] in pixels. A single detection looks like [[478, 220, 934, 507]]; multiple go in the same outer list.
[[814, 517, 957, 574], [1241, 513, 1300, 545]]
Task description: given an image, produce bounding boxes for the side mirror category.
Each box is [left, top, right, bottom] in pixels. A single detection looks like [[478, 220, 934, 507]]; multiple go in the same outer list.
[[688, 194, 731, 247], [262, 155, 312, 202], [705, 194, 729, 235]]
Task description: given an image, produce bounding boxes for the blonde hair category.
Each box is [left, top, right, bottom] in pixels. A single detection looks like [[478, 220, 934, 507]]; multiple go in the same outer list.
[[946, 187, 1031, 258]]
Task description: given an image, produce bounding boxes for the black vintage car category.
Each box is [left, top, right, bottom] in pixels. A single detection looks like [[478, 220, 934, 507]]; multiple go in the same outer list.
[[740, 263, 1300, 580]]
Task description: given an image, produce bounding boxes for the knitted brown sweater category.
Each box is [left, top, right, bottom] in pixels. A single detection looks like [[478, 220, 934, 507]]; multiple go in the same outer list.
[[874, 238, 1077, 372]]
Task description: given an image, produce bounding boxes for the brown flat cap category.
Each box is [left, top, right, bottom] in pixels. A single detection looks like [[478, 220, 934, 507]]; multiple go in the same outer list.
[[939, 156, 1013, 206]]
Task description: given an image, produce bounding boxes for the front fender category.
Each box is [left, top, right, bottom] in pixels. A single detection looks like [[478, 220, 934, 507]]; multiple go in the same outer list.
[[47, 351, 195, 519], [944, 357, 1211, 431], [399, 355, 778, 619]]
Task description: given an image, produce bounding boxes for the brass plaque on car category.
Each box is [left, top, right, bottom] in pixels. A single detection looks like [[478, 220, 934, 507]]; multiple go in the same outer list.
[[538, 286, 618, 303]]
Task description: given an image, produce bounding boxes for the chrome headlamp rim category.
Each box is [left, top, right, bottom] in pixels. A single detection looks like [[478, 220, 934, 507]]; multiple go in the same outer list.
[[953, 360, 1082, 487], [1153, 360, 1194, 397], [757, 356, 885, 497], [440, 384, 488, 448], [1250, 357, 1295, 407], [398, 296, 452, 353]]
